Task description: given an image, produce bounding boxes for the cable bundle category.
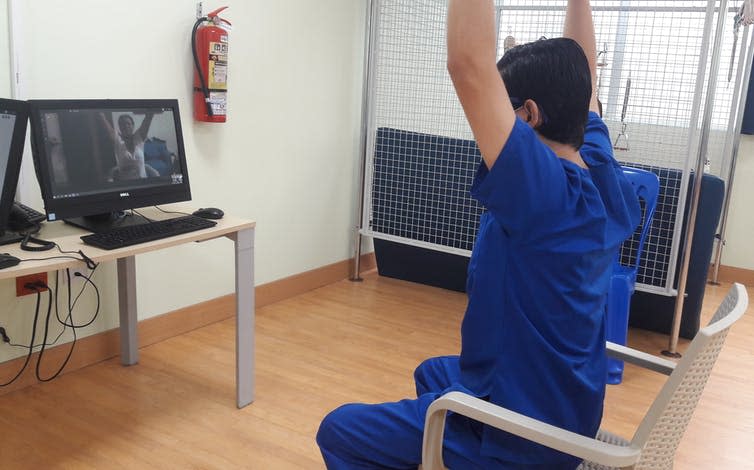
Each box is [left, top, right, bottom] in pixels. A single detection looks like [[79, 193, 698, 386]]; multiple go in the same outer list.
[[0, 267, 100, 386]]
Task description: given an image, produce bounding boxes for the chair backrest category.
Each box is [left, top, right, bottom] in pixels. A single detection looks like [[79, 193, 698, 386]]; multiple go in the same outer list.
[[628, 283, 748, 469], [620, 167, 660, 276]]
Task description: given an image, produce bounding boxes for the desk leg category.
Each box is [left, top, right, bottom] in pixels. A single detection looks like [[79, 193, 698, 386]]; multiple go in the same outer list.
[[232, 227, 255, 408], [117, 256, 139, 366]]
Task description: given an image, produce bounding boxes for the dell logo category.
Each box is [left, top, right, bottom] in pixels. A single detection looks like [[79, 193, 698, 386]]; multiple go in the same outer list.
[[120, 192, 130, 197]]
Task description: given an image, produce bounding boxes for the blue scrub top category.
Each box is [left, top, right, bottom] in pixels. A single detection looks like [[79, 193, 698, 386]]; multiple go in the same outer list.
[[457, 112, 641, 464]]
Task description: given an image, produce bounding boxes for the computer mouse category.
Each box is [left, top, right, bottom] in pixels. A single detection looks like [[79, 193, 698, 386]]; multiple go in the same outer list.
[[0, 253, 21, 269], [192, 207, 224, 220]]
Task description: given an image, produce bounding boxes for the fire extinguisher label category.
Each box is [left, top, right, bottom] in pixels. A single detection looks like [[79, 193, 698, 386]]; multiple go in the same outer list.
[[208, 40, 228, 91], [209, 92, 227, 116]]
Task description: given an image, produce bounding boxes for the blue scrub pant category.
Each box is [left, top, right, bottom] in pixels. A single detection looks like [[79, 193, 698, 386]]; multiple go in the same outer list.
[[316, 356, 559, 469]]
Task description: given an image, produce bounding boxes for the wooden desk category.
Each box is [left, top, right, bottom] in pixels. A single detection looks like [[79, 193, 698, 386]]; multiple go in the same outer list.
[[0, 210, 256, 408]]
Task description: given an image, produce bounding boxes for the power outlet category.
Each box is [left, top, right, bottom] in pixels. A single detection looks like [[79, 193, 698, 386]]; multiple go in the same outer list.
[[16, 273, 49, 296]]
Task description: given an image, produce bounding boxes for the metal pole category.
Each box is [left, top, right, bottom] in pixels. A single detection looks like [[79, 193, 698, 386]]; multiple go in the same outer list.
[[664, 0, 730, 357], [8, 0, 31, 204], [7, 0, 23, 100], [351, 0, 378, 282], [605, 0, 631, 119], [711, 27, 754, 284]]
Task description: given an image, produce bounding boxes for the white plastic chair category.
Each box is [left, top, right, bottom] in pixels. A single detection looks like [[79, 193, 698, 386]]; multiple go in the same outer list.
[[422, 283, 748, 470]]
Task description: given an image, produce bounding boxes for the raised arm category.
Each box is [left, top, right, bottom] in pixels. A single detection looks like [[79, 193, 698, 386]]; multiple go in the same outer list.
[[136, 111, 156, 141], [98, 112, 117, 142], [447, 0, 516, 170], [563, 0, 600, 114]]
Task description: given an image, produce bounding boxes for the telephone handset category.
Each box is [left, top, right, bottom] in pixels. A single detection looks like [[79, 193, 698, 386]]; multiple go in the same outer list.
[[8, 202, 46, 231]]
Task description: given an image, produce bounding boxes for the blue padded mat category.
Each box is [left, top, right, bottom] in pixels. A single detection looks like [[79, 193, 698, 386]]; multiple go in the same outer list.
[[371, 127, 724, 338]]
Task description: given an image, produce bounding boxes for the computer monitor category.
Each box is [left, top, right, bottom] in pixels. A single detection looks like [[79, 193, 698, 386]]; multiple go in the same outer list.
[[0, 98, 28, 245], [28, 99, 192, 232]]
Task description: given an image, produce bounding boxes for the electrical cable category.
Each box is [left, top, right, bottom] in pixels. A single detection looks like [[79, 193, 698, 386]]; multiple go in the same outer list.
[[5, 273, 72, 348], [17, 223, 42, 236], [8, 326, 67, 349], [2, 265, 100, 383], [20, 234, 56, 252], [154, 205, 192, 217], [17, 254, 85, 263], [59, 243, 98, 270], [8, 266, 98, 341], [35, 281, 77, 382], [1, 245, 99, 384], [15, 243, 98, 270], [57, 267, 100, 329], [0, 286, 43, 387], [130, 208, 154, 223]]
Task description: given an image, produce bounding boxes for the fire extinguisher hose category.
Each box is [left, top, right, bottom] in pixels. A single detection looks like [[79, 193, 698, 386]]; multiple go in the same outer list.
[[192, 17, 214, 117]]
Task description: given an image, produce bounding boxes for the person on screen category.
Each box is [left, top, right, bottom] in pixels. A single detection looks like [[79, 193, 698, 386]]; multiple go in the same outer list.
[[316, 0, 641, 468], [98, 111, 160, 181]]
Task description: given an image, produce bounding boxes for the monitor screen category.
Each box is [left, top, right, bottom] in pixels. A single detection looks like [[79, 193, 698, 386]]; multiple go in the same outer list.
[[0, 98, 28, 245], [28, 99, 192, 231]]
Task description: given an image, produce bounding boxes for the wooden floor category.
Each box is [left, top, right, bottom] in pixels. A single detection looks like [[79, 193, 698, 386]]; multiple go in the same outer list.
[[0, 272, 751, 469]]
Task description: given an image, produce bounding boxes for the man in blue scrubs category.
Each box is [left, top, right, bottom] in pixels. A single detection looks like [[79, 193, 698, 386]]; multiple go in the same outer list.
[[317, 0, 641, 468]]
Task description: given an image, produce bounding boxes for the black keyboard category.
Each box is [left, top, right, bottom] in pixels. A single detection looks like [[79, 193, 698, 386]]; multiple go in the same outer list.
[[80, 215, 218, 250]]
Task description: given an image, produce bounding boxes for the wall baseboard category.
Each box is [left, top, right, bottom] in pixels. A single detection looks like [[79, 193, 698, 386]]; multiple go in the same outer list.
[[709, 264, 754, 287], [0, 253, 376, 396], [256, 253, 376, 308]]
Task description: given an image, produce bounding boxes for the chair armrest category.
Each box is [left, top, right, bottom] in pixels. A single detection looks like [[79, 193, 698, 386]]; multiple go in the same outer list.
[[606, 341, 676, 375], [422, 392, 641, 470]]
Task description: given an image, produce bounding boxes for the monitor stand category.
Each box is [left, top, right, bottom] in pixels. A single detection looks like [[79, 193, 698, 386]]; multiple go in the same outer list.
[[0, 230, 23, 246], [64, 211, 151, 233]]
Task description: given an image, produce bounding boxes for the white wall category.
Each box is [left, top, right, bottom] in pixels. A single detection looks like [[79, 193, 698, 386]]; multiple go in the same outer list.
[[722, 135, 754, 270], [0, 0, 9, 95], [0, 0, 367, 362]]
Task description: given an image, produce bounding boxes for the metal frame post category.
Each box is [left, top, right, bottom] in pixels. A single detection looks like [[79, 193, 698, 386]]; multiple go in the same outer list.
[[352, 0, 379, 281], [664, 0, 731, 357]]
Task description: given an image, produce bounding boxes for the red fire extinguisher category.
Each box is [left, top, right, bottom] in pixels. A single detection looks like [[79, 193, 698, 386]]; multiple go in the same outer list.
[[192, 6, 231, 122]]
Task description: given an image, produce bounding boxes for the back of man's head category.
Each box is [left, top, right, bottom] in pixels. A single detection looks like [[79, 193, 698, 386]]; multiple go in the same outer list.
[[497, 37, 591, 149]]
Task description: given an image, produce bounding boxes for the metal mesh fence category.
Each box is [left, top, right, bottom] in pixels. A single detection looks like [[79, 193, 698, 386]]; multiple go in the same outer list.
[[363, 0, 744, 294]]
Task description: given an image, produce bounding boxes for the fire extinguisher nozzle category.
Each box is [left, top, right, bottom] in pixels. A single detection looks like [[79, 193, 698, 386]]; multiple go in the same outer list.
[[207, 6, 229, 18]]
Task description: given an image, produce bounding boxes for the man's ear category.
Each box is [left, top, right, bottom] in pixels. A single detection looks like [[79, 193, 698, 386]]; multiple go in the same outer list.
[[522, 99, 542, 128]]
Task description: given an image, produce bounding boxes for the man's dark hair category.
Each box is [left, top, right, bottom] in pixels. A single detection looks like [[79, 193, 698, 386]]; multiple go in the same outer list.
[[118, 114, 135, 127], [497, 37, 592, 149]]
